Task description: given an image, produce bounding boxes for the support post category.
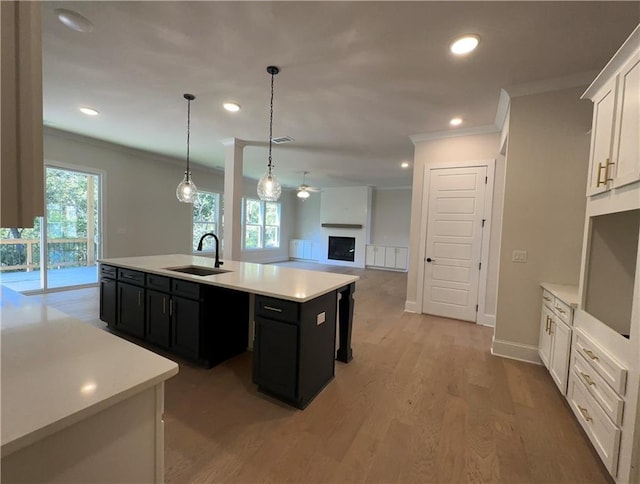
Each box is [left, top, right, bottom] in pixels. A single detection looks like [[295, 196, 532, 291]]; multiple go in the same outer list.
[[336, 283, 355, 363]]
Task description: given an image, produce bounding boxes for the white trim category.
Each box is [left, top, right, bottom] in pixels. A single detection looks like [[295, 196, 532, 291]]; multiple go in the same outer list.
[[409, 124, 499, 144], [478, 313, 495, 327], [416, 159, 496, 325], [494, 88, 511, 131], [491, 337, 541, 364], [506, 70, 598, 98], [404, 300, 419, 313]]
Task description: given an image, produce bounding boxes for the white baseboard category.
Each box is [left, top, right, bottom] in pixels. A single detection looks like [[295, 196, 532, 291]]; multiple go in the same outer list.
[[404, 300, 419, 313], [491, 337, 541, 365], [478, 313, 495, 327]]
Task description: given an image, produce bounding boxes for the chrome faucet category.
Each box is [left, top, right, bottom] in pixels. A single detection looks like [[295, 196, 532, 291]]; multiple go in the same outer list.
[[197, 233, 223, 268]]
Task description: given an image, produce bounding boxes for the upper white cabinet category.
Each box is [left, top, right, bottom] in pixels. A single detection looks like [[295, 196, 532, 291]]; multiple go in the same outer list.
[[582, 25, 640, 202], [0, 1, 44, 228]]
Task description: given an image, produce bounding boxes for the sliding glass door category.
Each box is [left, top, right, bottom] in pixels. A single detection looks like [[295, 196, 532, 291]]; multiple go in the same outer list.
[[0, 165, 102, 293]]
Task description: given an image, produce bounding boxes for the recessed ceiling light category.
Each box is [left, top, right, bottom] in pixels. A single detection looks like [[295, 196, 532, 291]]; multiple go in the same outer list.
[[450, 34, 480, 55], [401, 161, 410, 169], [450, 117, 463, 126], [223, 102, 241, 112], [79, 107, 99, 116], [55, 9, 94, 33]]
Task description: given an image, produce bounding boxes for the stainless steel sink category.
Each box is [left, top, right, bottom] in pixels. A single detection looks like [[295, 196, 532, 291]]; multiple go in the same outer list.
[[164, 265, 230, 276]]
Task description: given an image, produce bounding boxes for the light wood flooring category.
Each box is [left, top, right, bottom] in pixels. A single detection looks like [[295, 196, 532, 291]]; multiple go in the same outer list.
[[33, 261, 611, 484]]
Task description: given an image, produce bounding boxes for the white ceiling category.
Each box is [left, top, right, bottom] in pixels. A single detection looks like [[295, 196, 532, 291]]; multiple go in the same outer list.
[[42, 1, 639, 191]]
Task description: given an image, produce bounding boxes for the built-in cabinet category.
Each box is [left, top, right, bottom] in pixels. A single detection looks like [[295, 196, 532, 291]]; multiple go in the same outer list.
[[100, 264, 249, 368], [538, 284, 577, 395], [365, 245, 408, 271], [289, 239, 318, 261], [573, 24, 640, 484]]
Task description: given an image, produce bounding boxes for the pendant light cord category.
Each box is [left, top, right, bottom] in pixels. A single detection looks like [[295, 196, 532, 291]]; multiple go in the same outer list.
[[267, 70, 275, 175], [186, 97, 191, 177]]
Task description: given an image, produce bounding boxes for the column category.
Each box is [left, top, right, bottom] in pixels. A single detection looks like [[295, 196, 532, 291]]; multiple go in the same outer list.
[[221, 138, 245, 261]]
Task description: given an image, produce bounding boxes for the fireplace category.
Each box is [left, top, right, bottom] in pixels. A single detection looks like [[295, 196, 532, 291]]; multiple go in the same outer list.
[[328, 236, 356, 262]]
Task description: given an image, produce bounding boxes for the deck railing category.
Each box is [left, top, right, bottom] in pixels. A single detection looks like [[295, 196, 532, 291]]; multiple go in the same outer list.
[[0, 237, 96, 272]]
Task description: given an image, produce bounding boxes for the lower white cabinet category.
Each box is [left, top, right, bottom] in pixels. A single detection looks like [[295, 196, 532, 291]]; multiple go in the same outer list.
[[538, 284, 578, 395], [366, 245, 407, 271], [289, 239, 316, 261]]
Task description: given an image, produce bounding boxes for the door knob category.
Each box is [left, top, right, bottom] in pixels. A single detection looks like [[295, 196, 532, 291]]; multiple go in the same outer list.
[[426, 257, 435, 262]]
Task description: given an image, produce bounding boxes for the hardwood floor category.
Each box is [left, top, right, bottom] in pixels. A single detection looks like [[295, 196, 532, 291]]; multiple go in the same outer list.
[[33, 262, 611, 484]]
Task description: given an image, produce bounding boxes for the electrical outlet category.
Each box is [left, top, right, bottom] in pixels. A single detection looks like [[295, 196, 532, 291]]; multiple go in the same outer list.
[[512, 250, 527, 263]]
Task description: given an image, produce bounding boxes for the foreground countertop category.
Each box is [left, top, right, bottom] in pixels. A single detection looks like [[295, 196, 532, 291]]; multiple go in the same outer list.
[[99, 254, 360, 302], [540, 282, 579, 308], [0, 286, 179, 458]]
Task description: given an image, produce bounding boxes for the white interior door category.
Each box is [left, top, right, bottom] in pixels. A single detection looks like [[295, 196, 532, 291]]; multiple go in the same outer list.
[[422, 166, 487, 322]]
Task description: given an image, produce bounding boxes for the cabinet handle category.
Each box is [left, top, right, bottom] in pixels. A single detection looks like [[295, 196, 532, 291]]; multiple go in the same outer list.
[[543, 296, 552, 302], [169, 299, 174, 316], [577, 405, 593, 423], [596, 162, 607, 187], [555, 306, 566, 314], [545, 316, 550, 333], [263, 305, 283, 313], [583, 349, 599, 361], [548, 320, 554, 335], [138, 290, 142, 306], [580, 372, 595, 386], [604, 158, 614, 182], [163, 297, 166, 314]]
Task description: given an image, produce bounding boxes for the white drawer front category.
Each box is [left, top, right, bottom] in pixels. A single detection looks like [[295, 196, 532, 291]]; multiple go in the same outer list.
[[574, 329, 627, 395], [572, 352, 624, 426], [542, 289, 555, 310], [553, 297, 573, 325], [568, 371, 621, 476]]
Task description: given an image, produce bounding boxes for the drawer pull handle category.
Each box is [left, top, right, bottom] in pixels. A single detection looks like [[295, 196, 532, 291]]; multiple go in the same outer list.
[[584, 349, 599, 361], [578, 405, 593, 423], [604, 158, 614, 183], [543, 296, 552, 302], [263, 305, 283, 313], [580, 372, 595, 386], [545, 316, 550, 333], [596, 162, 607, 187], [555, 306, 566, 314]]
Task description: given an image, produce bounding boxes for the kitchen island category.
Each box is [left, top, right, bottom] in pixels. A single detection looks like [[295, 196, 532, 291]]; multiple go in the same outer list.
[[98, 254, 359, 408], [1, 285, 179, 483]]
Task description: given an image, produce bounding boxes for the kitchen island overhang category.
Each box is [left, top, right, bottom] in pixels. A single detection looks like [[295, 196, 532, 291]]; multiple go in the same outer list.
[[98, 254, 359, 408]]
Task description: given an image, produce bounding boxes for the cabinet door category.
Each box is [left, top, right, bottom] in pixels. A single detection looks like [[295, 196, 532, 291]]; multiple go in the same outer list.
[[538, 304, 553, 368], [612, 51, 640, 189], [171, 296, 200, 359], [146, 289, 171, 348], [289, 240, 297, 258], [302, 240, 312, 259], [549, 319, 571, 394], [587, 77, 617, 196], [374, 246, 386, 266], [253, 316, 298, 400], [117, 282, 145, 338], [365, 245, 376, 265], [384, 247, 396, 268], [99, 277, 117, 326], [395, 247, 408, 270]]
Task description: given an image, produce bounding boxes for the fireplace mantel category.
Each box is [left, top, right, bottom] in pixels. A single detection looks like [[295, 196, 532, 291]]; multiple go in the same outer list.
[[321, 223, 363, 229]]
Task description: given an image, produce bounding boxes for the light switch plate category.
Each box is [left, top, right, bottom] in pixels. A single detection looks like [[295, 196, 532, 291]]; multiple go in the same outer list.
[[512, 250, 527, 263]]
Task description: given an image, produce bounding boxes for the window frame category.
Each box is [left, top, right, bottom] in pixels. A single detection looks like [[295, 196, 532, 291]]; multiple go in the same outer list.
[[192, 190, 221, 253]]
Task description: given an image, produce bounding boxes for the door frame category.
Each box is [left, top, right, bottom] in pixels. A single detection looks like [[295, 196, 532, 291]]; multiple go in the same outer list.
[[416, 159, 496, 325]]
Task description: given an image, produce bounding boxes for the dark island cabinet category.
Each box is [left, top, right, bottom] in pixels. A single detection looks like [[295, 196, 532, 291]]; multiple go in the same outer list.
[[99, 264, 249, 369], [253, 292, 337, 409]]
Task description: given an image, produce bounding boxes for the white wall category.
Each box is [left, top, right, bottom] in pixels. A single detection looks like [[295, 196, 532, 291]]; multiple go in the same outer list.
[[43, 128, 293, 262], [493, 86, 591, 361], [370, 188, 412, 247], [407, 132, 502, 322]]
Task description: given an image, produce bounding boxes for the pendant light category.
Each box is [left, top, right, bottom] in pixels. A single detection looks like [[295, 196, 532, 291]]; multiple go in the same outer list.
[[257, 66, 282, 201], [176, 93, 198, 203]]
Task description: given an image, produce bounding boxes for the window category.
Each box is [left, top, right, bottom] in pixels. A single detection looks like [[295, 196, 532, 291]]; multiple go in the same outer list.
[[192, 191, 221, 252], [244, 198, 280, 250]]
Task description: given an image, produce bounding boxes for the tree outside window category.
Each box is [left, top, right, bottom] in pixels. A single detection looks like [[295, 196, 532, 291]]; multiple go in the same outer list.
[[192, 191, 220, 252], [244, 199, 280, 249]]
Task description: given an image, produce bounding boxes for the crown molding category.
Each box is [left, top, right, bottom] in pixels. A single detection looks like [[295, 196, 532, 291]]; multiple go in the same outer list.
[[504, 70, 597, 99], [409, 124, 499, 144]]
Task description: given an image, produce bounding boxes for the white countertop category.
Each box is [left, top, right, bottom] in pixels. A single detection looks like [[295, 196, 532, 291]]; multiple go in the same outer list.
[[540, 282, 579, 308], [99, 254, 360, 302], [0, 286, 179, 458]]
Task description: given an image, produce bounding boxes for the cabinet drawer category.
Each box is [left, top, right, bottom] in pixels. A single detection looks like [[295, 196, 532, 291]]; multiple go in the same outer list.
[[100, 264, 117, 278], [567, 371, 621, 476], [117, 268, 145, 286], [572, 352, 624, 426], [542, 289, 555, 310], [171, 279, 200, 300], [553, 297, 573, 325], [574, 329, 627, 395], [146, 273, 170, 292], [255, 295, 299, 323]]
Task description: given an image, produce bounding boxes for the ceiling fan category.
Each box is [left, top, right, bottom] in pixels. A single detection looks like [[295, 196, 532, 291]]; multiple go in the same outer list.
[[296, 171, 320, 200]]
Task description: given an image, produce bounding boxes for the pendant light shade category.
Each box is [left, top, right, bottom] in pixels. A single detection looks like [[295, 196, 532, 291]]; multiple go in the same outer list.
[[257, 66, 282, 201], [176, 93, 198, 203]]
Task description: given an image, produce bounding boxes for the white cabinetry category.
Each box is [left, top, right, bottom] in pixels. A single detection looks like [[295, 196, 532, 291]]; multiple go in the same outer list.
[[0, 1, 44, 228], [574, 23, 640, 484], [538, 284, 577, 395], [289, 239, 316, 261], [366, 245, 407, 271]]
